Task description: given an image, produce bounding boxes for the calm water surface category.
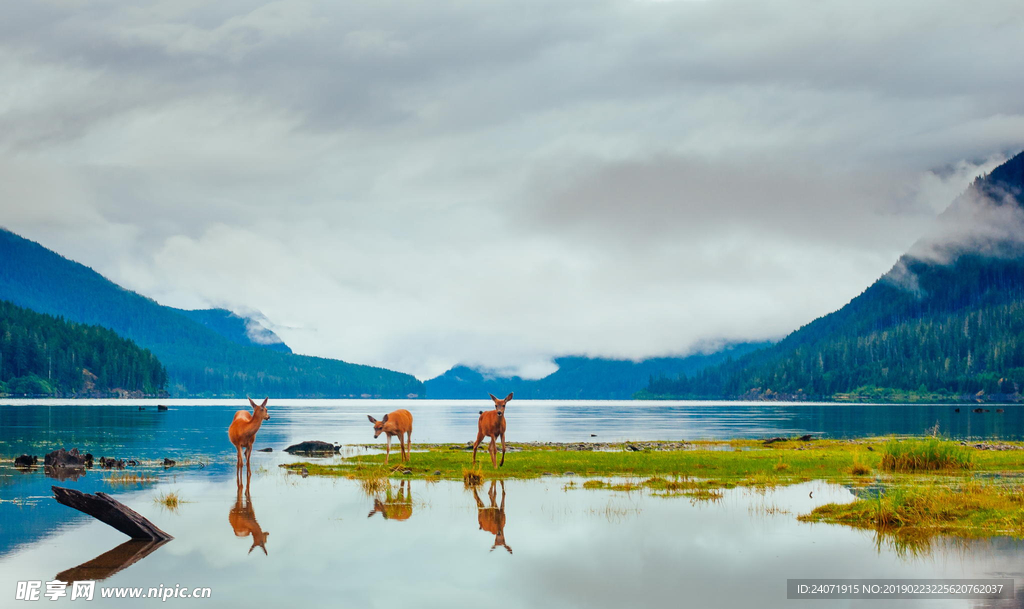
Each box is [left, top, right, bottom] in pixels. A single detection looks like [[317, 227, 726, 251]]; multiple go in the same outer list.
[[0, 400, 1021, 607]]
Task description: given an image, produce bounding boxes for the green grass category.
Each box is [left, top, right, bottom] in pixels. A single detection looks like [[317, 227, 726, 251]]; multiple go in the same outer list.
[[799, 480, 1024, 539], [283, 440, 899, 484], [154, 491, 183, 510], [279, 438, 1024, 541], [879, 438, 974, 472], [282, 439, 1024, 485]]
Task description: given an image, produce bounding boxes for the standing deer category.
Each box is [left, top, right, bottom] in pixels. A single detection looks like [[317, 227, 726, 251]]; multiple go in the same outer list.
[[473, 392, 512, 468], [474, 480, 511, 554], [229, 397, 270, 479], [367, 409, 413, 464], [367, 479, 413, 521], [229, 475, 270, 555]]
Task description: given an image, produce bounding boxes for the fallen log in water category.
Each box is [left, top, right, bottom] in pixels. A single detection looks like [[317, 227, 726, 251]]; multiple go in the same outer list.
[[51, 486, 173, 541]]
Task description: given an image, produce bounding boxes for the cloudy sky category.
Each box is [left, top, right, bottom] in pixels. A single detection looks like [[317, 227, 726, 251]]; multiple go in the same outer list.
[[2, 0, 1023, 380]]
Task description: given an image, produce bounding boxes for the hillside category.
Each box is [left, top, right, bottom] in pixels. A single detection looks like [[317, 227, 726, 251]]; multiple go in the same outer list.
[[643, 150, 1024, 402], [0, 300, 166, 396], [426, 343, 767, 399], [174, 308, 292, 354], [0, 229, 422, 398]]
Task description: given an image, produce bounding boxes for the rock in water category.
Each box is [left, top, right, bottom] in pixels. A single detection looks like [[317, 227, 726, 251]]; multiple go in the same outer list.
[[157, 405, 169, 411], [45, 448, 88, 469], [283, 440, 339, 456], [257, 447, 273, 452], [14, 454, 38, 467]]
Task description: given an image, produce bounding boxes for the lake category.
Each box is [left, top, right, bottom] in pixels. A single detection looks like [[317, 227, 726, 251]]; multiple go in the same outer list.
[[0, 400, 1021, 607]]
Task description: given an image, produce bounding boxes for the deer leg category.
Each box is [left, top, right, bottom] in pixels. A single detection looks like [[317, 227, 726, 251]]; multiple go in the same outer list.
[[397, 435, 406, 463], [499, 432, 506, 467], [385, 435, 391, 464], [489, 438, 497, 468], [245, 443, 253, 472], [406, 431, 412, 462], [472, 431, 485, 464], [235, 444, 243, 470]]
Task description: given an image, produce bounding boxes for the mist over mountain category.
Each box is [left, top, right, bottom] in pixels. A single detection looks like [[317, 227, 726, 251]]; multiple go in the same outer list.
[[174, 308, 292, 354], [644, 150, 1024, 402], [427, 343, 767, 399], [0, 229, 421, 398]]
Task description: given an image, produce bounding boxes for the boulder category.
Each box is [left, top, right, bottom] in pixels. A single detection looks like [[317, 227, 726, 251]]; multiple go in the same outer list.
[[283, 440, 339, 456], [14, 454, 37, 467], [45, 448, 88, 469]]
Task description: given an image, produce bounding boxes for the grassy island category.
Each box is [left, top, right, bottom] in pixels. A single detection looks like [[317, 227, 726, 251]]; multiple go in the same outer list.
[[282, 436, 1024, 541]]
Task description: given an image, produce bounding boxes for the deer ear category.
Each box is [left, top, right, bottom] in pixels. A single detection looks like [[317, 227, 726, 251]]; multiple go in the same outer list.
[[489, 393, 499, 404], [367, 415, 377, 423], [505, 392, 513, 402], [382, 414, 389, 423], [260, 397, 269, 408], [248, 397, 258, 408]]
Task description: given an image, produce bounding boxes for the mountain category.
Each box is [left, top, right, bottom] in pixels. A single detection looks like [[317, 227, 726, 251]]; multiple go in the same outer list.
[[0, 229, 422, 398], [426, 343, 768, 399], [174, 308, 292, 354], [642, 150, 1024, 402], [0, 299, 166, 396]]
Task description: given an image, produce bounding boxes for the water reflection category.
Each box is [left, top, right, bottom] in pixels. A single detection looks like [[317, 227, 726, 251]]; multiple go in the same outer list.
[[473, 480, 511, 554], [367, 479, 413, 521], [229, 475, 270, 555], [55, 539, 169, 582]]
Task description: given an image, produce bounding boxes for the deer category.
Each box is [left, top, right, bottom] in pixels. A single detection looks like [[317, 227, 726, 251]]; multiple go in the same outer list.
[[229, 397, 271, 479], [474, 480, 511, 554], [473, 392, 512, 468], [229, 474, 270, 555], [367, 409, 413, 464], [367, 479, 413, 521]]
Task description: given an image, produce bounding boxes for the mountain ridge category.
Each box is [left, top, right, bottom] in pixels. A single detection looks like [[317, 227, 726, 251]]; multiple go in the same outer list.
[[0, 228, 422, 398], [643, 150, 1024, 402]]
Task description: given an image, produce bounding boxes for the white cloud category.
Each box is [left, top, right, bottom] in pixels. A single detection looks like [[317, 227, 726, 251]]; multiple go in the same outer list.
[[1, 0, 1022, 379]]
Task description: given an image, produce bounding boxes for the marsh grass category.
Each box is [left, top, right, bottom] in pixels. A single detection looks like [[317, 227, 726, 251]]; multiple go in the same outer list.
[[880, 438, 974, 472], [283, 439, 907, 483], [359, 468, 390, 496], [462, 468, 483, 488], [800, 480, 1024, 539], [851, 458, 872, 476], [154, 491, 184, 510], [103, 472, 156, 484], [580, 476, 730, 500]]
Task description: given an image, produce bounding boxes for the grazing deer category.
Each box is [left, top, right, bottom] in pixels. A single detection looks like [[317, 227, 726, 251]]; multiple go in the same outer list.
[[367, 479, 413, 521], [473, 392, 512, 468], [229, 397, 271, 478], [474, 480, 511, 554], [229, 475, 270, 555], [367, 409, 413, 464]]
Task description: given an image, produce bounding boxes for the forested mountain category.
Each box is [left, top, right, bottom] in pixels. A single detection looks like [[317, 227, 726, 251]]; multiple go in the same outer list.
[[174, 308, 292, 353], [643, 150, 1024, 402], [426, 343, 767, 399], [0, 229, 422, 398], [0, 300, 166, 396]]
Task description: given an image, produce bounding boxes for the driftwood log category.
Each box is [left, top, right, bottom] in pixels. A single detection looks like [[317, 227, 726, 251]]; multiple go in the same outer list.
[[51, 487, 173, 541], [56, 539, 169, 582]]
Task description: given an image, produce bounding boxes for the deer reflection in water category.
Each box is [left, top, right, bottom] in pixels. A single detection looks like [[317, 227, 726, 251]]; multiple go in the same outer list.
[[367, 479, 413, 521], [230, 473, 270, 555], [474, 480, 511, 554]]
